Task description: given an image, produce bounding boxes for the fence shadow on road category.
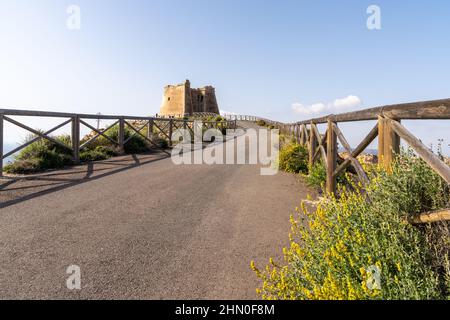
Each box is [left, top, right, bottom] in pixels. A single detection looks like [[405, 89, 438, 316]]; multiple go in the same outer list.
[[0, 151, 170, 209]]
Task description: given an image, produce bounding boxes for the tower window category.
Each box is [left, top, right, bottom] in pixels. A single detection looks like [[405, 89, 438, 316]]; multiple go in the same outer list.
[[168, 97, 171, 101]]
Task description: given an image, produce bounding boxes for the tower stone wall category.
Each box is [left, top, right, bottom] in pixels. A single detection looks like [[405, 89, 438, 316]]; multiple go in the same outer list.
[[159, 80, 219, 116]]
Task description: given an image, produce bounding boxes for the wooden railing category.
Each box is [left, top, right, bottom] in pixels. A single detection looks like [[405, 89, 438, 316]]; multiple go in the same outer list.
[[223, 115, 258, 121], [231, 99, 449, 191], [0, 109, 237, 175], [272, 99, 450, 192], [238, 98, 449, 224]]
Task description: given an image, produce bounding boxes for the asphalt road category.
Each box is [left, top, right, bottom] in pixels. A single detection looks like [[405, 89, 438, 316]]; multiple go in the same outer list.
[[0, 127, 315, 299]]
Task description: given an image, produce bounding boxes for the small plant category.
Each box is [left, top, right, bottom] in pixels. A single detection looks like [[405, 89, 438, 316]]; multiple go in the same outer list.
[[304, 161, 349, 191], [153, 137, 169, 148], [102, 125, 148, 154], [4, 134, 73, 174], [80, 146, 115, 162], [278, 143, 309, 174], [305, 161, 327, 189]]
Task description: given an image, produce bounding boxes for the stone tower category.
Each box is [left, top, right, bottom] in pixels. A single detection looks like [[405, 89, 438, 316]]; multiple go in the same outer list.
[[159, 80, 219, 116]]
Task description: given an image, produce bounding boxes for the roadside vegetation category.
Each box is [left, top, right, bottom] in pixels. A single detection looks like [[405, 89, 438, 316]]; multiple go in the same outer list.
[[278, 143, 308, 174], [3, 123, 168, 174], [4, 134, 74, 174], [255, 119, 275, 130], [253, 139, 450, 300], [3, 116, 231, 174]]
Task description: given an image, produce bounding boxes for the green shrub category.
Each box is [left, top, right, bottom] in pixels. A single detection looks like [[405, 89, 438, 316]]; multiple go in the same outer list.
[[279, 134, 297, 149], [304, 161, 349, 191], [256, 119, 267, 127], [278, 143, 309, 174], [252, 151, 450, 300], [214, 115, 224, 122], [4, 123, 153, 174], [4, 147, 72, 174], [305, 162, 327, 189], [4, 134, 73, 174], [79, 146, 115, 162], [80, 124, 149, 154], [101, 125, 148, 154], [153, 137, 169, 148], [94, 145, 116, 157]]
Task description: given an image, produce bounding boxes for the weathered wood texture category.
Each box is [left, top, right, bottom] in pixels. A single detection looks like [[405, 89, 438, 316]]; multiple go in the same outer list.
[[295, 98, 450, 125], [334, 124, 378, 177], [333, 123, 369, 185], [309, 122, 317, 166], [379, 117, 401, 172], [71, 116, 80, 162], [326, 119, 337, 194], [408, 209, 450, 225], [388, 118, 450, 184], [0, 109, 235, 176]]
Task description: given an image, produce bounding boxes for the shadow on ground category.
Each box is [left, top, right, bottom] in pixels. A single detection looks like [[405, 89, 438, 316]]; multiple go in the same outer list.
[[0, 151, 170, 209]]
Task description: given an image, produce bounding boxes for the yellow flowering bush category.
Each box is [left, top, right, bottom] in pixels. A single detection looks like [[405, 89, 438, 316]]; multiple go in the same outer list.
[[278, 143, 309, 174], [253, 151, 450, 300]]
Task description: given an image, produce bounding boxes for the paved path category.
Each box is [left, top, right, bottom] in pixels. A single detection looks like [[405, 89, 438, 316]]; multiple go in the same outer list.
[[0, 129, 315, 299]]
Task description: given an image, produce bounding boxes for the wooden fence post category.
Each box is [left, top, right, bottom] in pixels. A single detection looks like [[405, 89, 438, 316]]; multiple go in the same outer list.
[[168, 119, 173, 147], [119, 117, 125, 154], [299, 125, 304, 146], [309, 122, 317, 167], [0, 113, 3, 176], [378, 116, 385, 164], [326, 118, 337, 195], [384, 118, 400, 172], [147, 119, 154, 140], [378, 116, 400, 172], [71, 115, 80, 163]]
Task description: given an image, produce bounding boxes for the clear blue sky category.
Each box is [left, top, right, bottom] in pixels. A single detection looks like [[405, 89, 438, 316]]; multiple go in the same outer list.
[[0, 0, 449, 152]]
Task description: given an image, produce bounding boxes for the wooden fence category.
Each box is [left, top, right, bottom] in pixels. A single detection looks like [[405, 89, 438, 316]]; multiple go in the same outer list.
[[237, 99, 450, 224], [0, 109, 237, 175], [223, 115, 258, 121]]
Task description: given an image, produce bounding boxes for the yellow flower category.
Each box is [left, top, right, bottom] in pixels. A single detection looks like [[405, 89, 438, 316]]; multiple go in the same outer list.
[[250, 260, 259, 273], [359, 267, 366, 277], [269, 257, 276, 266]]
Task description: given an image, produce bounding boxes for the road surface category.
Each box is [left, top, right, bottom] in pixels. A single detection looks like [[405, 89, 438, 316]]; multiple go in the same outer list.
[[0, 127, 315, 299]]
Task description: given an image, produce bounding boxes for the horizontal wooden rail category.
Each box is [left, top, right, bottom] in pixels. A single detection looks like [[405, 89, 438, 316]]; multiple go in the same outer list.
[[408, 209, 450, 225], [0, 109, 236, 176], [237, 98, 449, 224], [294, 98, 450, 125], [226, 98, 450, 126], [387, 118, 450, 184]]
